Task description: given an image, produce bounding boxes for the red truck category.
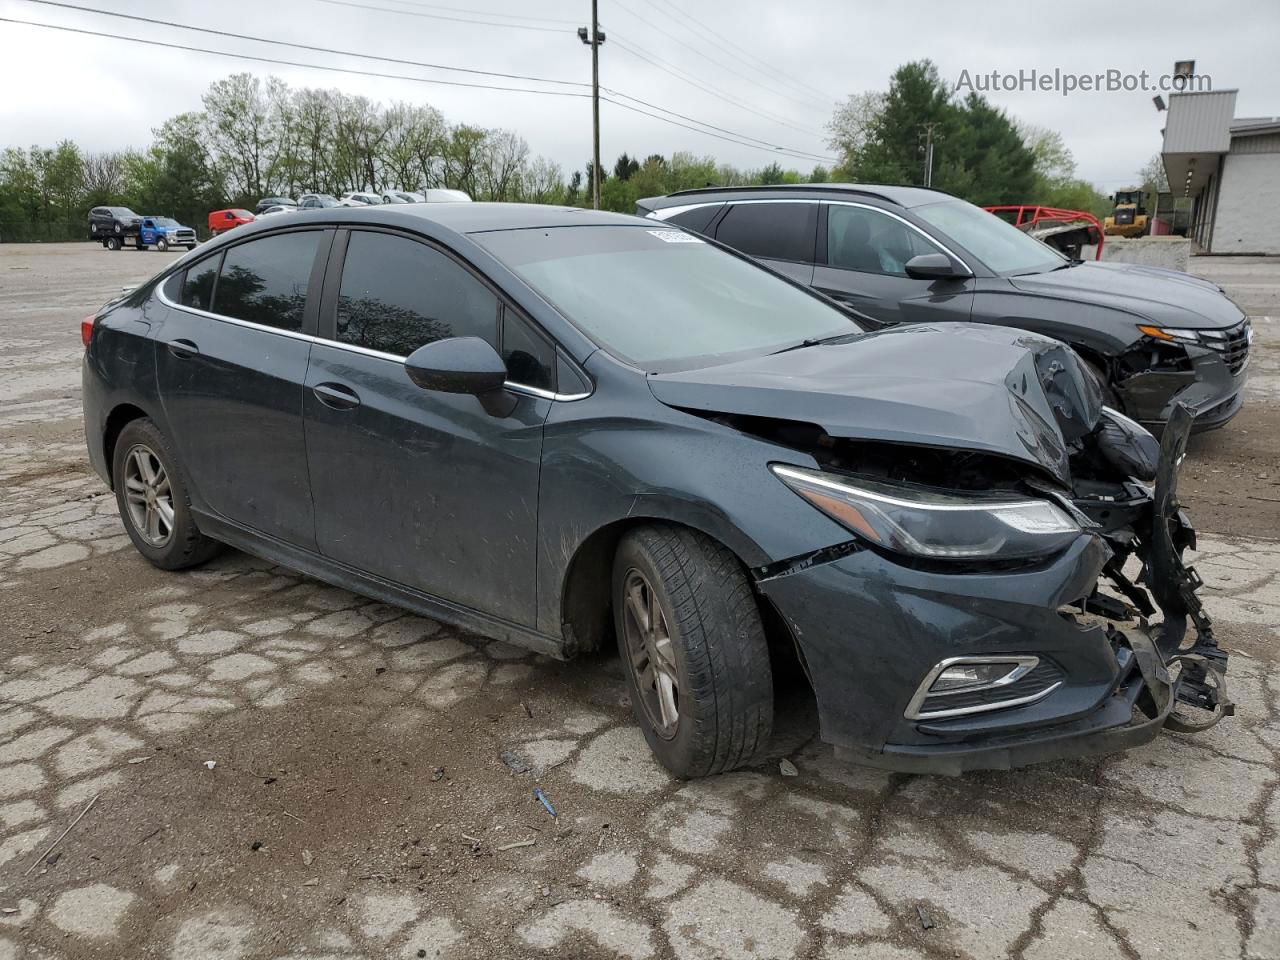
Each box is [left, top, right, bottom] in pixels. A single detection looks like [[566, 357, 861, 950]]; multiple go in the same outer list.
[[208, 208, 255, 235]]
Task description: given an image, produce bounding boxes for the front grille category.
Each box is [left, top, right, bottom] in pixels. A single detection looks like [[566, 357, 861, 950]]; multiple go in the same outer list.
[[1202, 320, 1251, 374], [914, 660, 1064, 719]]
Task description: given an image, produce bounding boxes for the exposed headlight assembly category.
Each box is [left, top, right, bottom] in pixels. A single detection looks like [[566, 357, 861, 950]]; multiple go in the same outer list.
[[1137, 324, 1206, 344], [771, 465, 1081, 560]]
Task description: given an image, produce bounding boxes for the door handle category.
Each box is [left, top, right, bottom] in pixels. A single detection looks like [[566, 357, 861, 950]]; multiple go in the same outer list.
[[167, 339, 199, 359], [313, 382, 361, 411]]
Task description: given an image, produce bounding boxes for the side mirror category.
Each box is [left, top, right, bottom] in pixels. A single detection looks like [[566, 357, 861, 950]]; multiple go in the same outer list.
[[905, 253, 966, 281], [404, 336, 508, 395]]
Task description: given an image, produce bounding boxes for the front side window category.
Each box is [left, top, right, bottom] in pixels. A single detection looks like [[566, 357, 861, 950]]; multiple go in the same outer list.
[[476, 225, 857, 371], [714, 202, 816, 263], [213, 231, 320, 331], [914, 199, 1064, 276], [182, 254, 220, 312], [827, 205, 945, 277], [336, 231, 499, 356]]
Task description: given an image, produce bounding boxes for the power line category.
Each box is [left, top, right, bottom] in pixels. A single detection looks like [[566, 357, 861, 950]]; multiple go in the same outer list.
[[603, 88, 835, 162], [309, 0, 567, 33], [602, 97, 836, 164], [0, 16, 590, 96], [609, 35, 823, 140], [345, 0, 576, 27], [19, 0, 586, 88], [641, 0, 832, 105], [611, 0, 828, 115], [0, 15, 836, 165]]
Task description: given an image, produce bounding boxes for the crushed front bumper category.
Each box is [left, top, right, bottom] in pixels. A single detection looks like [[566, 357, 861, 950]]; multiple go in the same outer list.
[[1118, 321, 1250, 433], [756, 404, 1230, 775]]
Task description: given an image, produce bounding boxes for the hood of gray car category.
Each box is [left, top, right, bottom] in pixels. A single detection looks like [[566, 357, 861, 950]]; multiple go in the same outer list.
[[1009, 261, 1244, 329], [647, 323, 1102, 486]]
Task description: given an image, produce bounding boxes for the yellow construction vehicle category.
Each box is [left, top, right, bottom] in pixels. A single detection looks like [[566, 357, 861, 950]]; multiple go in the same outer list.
[[1103, 190, 1150, 238]]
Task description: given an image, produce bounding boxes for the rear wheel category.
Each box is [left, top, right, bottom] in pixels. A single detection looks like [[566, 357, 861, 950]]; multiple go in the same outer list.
[[112, 418, 220, 570], [613, 525, 772, 778], [105, 236, 121, 251]]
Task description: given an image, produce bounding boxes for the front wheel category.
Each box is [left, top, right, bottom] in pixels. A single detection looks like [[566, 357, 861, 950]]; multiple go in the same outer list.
[[155, 237, 168, 252], [112, 418, 221, 570], [613, 525, 773, 778]]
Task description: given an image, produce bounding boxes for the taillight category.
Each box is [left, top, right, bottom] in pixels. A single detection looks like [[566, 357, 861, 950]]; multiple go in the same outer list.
[[81, 314, 97, 348]]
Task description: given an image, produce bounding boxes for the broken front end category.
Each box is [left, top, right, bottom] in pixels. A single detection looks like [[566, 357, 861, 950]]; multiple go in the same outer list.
[[754, 400, 1231, 775]]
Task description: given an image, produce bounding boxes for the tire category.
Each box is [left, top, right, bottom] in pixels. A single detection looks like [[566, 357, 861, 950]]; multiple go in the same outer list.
[[112, 418, 221, 571], [1083, 358, 1121, 409], [155, 238, 168, 252], [105, 236, 121, 251], [185, 244, 196, 250], [613, 525, 773, 778]]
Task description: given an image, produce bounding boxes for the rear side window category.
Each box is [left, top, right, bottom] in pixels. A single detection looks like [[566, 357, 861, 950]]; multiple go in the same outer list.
[[714, 202, 816, 263], [335, 231, 499, 356], [214, 232, 320, 332], [501, 308, 554, 391], [182, 255, 220, 312], [663, 204, 722, 235]]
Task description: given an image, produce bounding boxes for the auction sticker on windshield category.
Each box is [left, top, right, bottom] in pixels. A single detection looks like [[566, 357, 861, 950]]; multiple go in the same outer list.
[[647, 230, 703, 243]]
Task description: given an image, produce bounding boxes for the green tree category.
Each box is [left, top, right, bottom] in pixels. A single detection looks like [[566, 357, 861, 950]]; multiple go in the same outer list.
[[613, 152, 639, 181]]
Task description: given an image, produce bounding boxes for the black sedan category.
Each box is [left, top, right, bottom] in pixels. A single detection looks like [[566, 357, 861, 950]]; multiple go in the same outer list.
[[81, 204, 1229, 777], [638, 184, 1252, 433]]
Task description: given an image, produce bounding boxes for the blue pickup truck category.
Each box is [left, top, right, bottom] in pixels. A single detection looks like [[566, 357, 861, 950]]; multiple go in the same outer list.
[[138, 217, 197, 251]]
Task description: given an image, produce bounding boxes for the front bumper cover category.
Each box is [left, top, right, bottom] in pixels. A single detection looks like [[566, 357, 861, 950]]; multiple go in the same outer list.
[[756, 404, 1230, 774]]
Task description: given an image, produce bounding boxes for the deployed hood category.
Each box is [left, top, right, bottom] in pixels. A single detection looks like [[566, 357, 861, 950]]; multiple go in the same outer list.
[[648, 323, 1102, 486], [1010, 261, 1244, 329]]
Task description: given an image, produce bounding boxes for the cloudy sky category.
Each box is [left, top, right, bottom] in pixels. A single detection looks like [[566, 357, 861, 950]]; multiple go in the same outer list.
[[1, 0, 1277, 190]]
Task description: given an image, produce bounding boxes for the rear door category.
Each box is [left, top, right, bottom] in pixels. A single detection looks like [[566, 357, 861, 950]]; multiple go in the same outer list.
[[303, 228, 552, 626], [154, 227, 330, 549], [711, 201, 816, 286], [813, 202, 975, 325]]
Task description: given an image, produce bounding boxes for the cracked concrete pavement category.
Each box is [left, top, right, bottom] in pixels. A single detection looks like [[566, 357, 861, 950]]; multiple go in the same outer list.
[[1, 244, 1278, 959]]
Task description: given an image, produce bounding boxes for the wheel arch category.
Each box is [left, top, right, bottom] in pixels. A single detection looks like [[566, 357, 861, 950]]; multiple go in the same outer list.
[[557, 509, 769, 656], [102, 402, 151, 489]]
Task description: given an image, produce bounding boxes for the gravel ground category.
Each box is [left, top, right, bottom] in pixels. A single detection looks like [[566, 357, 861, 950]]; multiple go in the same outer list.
[[0, 243, 1277, 960]]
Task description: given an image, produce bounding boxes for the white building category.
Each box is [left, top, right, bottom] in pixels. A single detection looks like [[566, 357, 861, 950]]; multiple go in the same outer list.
[[1161, 89, 1280, 254]]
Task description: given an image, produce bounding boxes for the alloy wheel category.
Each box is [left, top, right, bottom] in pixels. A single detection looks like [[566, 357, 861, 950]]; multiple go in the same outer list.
[[622, 569, 680, 738], [123, 444, 175, 546]]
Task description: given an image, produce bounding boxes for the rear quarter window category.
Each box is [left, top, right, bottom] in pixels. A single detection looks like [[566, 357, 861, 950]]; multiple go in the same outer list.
[[663, 203, 723, 235], [714, 202, 816, 263]]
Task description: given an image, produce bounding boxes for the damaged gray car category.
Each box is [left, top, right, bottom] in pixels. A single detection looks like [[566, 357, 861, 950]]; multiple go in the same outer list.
[[82, 204, 1230, 778]]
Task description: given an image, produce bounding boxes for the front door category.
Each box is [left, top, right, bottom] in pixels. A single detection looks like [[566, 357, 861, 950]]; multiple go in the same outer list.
[[813, 202, 974, 325], [303, 228, 552, 627], [154, 227, 330, 549]]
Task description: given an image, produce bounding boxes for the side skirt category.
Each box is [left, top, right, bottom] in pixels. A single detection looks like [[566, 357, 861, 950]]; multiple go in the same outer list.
[[194, 510, 572, 661]]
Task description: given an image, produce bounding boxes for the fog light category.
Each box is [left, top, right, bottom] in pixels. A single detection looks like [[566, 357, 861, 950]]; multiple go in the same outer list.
[[930, 660, 1033, 693], [905, 656, 1059, 721]]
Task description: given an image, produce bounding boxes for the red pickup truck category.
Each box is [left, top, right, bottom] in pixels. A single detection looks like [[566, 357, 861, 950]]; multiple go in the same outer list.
[[208, 209, 255, 235]]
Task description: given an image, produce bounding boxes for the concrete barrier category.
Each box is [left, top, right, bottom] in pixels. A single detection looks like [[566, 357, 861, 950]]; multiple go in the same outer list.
[[1082, 237, 1192, 272]]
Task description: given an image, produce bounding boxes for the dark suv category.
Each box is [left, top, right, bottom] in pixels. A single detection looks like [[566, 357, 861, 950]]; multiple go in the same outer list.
[[638, 184, 1251, 432], [81, 204, 1228, 777], [88, 206, 143, 248]]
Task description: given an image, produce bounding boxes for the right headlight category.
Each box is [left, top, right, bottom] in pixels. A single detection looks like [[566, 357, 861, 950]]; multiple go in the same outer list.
[[771, 465, 1081, 560]]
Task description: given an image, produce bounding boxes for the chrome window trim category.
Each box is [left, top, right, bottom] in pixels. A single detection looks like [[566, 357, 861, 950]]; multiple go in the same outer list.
[[155, 282, 592, 402], [903, 655, 1052, 721]]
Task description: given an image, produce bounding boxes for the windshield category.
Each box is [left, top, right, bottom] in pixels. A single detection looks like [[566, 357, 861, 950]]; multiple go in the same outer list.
[[476, 225, 859, 370], [232, 209, 254, 218], [915, 200, 1065, 276], [152, 217, 179, 227]]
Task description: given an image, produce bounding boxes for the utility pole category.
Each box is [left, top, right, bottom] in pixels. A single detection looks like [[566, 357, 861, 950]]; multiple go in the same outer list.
[[919, 122, 939, 188], [578, 4, 606, 209]]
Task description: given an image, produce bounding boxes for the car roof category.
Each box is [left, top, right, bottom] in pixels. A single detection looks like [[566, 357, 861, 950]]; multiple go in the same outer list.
[[318, 202, 649, 233], [642, 182, 954, 209]]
